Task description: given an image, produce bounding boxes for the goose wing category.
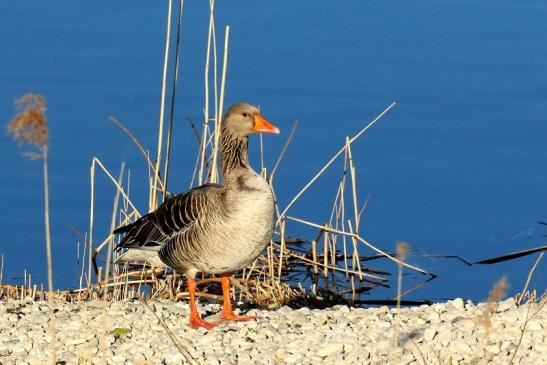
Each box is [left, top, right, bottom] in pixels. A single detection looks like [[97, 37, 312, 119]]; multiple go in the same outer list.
[[114, 183, 222, 251]]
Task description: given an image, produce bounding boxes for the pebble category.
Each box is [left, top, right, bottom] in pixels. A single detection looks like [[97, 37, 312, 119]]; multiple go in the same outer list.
[[0, 299, 545, 364], [498, 298, 516, 312], [452, 298, 465, 311], [526, 320, 543, 331], [423, 326, 438, 342], [317, 342, 344, 357], [453, 341, 473, 355]]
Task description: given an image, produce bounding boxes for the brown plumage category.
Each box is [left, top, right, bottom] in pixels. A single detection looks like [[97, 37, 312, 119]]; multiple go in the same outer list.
[[114, 103, 280, 329]]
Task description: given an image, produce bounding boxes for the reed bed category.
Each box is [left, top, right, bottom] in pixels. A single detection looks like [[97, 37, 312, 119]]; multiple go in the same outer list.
[[3, 1, 542, 312], [36, 0, 426, 309], [2, 1, 435, 310]]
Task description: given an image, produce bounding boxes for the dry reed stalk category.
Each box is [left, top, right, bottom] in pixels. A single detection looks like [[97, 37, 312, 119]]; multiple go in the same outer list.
[[347, 221, 363, 279], [516, 252, 543, 305], [259, 134, 265, 172], [199, 0, 214, 185], [163, 0, 185, 200], [345, 138, 360, 233], [396, 242, 410, 311], [277, 219, 286, 280], [209, 25, 230, 183], [269, 121, 298, 182], [510, 295, 547, 364], [282, 246, 385, 280], [392, 243, 425, 365], [151, 0, 174, 210], [0, 253, 3, 289], [197, 0, 220, 184], [92, 158, 140, 214], [311, 240, 318, 275], [323, 224, 329, 278], [7, 93, 57, 364], [286, 215, 431, 276], [107, 117, 165, 192], [103, 164, 125, 299], [88, 160, 96, 288], [209, 0, 219, 180], [509, 252, 546, 363], [277, 102, 396, 224], [79, 234, 87, 293], [143, 301, 198, 364], [331, 176, 349, 276]]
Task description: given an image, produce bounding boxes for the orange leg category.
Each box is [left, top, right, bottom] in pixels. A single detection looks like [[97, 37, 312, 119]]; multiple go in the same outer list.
[[219, 275, 259, 322], [187, 277, 219, 330]]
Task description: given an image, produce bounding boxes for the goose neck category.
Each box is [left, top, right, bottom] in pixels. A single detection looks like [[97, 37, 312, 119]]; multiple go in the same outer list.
[[220, 129, 249, 177]]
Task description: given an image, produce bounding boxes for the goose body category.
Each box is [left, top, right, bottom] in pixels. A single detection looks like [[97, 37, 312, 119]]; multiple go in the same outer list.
[[114, 103, 279, 329], [157, 168, 274, 277]]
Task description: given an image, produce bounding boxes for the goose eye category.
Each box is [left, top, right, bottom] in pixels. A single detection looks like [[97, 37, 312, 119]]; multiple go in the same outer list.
[[242, 112, 248, 117]]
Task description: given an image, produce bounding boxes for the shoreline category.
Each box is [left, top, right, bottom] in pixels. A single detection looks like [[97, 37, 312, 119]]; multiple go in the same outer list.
[[0, 298, 545, 364]]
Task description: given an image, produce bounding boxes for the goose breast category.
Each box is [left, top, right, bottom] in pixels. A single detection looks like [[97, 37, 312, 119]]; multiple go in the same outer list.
[[161, 172, 274, 276]]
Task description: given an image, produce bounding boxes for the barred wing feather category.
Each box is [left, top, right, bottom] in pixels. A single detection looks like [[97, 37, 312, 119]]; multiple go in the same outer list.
[[114, 183, 222, 251]]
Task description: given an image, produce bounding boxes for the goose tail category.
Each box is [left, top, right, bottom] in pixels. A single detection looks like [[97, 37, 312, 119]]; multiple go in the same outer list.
[[114, 249, 166, 268]]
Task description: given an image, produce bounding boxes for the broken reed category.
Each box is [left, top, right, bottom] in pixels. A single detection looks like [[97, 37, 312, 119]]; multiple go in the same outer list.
[[7, 93, 57, 364]]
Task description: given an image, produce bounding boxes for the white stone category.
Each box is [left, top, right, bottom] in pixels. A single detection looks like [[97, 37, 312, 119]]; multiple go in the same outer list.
[[317, 342, 344, 357], [452, 341, 473, 355], [452, 298, 465, 311], [66, 338, 86, 346], [0, 298, 541, 364], [274, 349, 287, 361], [497, 298, 516, 312], [0, 345, 11, 356], [526, 320, 543, 331], [111, 355, 126, 362], [423, 326, 438, 342], [458, 318, 476, 330]]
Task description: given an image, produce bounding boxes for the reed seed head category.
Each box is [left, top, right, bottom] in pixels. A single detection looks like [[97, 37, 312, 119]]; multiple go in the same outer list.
[[396, 241, 410, 262], [488, 275, 509, 303], [7, 94, 48, 154], [475, 276, 509, 335]]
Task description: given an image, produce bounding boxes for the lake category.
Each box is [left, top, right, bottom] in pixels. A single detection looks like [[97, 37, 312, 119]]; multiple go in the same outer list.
[[0, 1, 545, 302]]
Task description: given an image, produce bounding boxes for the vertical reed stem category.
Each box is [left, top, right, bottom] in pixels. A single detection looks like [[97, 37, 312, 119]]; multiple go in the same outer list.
[[323, 225, 328, 278], [104, 163, 125, 299], [163, 0, 185, 200], [88, 160, 95, 288], [43, 147, 57, 364], [210, 26, 230, 183], [199, 0, 216, 185], [277, 218, 286, 280], [152, 0, 173, 209]]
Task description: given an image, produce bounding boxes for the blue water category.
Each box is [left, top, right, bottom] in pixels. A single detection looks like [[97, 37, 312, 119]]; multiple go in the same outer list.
[[0, 1, 545, 302]]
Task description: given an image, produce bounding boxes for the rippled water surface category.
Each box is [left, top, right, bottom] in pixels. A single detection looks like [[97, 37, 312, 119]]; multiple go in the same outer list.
[[0, 1, 545, 301]]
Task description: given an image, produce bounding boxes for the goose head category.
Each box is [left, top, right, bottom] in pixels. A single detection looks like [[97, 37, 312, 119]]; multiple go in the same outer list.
[[223, 103, 280, 137]]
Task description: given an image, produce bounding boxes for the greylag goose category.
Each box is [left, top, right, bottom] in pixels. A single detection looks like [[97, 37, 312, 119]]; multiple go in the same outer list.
[[114, 103, 280, 329]]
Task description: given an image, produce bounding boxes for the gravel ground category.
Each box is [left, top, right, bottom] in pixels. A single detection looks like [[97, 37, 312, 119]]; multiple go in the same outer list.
[[0, 297, 545, 364]]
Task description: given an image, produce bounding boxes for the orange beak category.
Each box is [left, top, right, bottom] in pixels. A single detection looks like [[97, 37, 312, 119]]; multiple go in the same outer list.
[[253, 114, 280, 134]]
